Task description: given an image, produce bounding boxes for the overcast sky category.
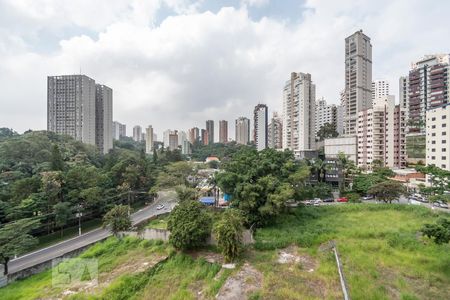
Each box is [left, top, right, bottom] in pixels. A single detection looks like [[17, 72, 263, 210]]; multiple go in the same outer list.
[[1, 0, 450, 139]]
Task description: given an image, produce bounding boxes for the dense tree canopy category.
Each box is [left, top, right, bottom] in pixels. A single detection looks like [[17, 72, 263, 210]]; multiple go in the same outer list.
[[216, 148, 307, 226], [0, 130, 171, 241]]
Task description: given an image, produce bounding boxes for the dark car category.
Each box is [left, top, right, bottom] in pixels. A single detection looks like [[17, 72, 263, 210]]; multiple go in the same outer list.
[[323, 198, 334, 202]]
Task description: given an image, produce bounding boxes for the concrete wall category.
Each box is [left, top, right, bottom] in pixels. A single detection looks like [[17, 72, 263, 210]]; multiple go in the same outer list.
[[0, 238, 107, 288]]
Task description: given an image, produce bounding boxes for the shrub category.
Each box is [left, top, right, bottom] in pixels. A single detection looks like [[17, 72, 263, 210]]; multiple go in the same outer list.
[[213, 209, 244, 262], [167, 201, 212, 250], [421, 218, 450, 244]]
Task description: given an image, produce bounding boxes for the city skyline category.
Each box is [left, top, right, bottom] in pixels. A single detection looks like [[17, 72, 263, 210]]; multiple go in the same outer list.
[[2, 1, 450, 136]]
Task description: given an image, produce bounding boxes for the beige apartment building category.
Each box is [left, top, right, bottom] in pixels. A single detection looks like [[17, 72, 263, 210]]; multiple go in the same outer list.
[[357, 96, 406, 170], [426, 104, 450, 171]]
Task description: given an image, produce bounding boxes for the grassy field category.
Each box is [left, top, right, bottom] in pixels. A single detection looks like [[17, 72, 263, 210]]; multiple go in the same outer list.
[[253, 204, 450, 300], [145, 214, 169, 230], [2, 204, 449, 300]]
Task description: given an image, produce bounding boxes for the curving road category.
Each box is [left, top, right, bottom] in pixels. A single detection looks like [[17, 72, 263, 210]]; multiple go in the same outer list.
[[8, 190, 177, 275]]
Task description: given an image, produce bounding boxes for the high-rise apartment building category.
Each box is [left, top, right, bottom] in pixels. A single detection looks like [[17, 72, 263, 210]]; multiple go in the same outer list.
[[133, 125, 142, 142], [282, 72, 316, 155], [394, 105, 407, 168], [145, 125, 154, 154], [182, 140, 192, 155], [169, 131, 178, 151], [407, 54, 450, 133], [206, 120, 214, 144], [268, 112, 282, 149], [47, 75, 96, 145], [95, 84, 113, 154], [201, 129, 209, 145], [372, 80, 390, 100], [315, 97, 340, 136], [112, 121, 126, 140], [253, 104, 268, 151], [336, 105, 344, 135], [219, 120, 228, 144], [235, 117, 250, 145], [178, 131, 187, 147], [344, 30, 372, 135], [357, 95, 405, 170], [426, 104, 450, 171], [188, 127, 200, 144]]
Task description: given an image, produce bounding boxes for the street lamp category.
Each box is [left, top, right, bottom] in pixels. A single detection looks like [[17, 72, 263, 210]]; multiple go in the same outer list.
[[76, 204, 83, 236]]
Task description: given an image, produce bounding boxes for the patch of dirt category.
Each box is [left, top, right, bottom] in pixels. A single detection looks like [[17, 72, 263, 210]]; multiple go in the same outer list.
[[57, 254, 168, 299], [216, 263, 263, 300], [277, 245, 317, 272]]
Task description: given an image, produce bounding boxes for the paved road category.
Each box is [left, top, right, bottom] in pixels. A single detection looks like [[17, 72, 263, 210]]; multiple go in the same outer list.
[[8, 190, 177, 274]]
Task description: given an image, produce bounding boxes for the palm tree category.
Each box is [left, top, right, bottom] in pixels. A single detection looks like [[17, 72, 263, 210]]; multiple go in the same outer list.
[[337, 152, 357, 192]]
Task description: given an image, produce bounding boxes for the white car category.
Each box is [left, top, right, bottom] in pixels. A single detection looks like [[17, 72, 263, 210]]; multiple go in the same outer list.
[[156, 204, 165, 210]]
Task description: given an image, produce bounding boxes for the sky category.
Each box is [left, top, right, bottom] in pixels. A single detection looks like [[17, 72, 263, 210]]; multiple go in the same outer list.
[[1, 0, 450, 140]]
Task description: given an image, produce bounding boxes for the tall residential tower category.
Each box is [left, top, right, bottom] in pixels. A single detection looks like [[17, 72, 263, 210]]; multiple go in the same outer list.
[[282, 72, 316, 155], [253, 104, 268, 151], [344, 30, 372, 135]]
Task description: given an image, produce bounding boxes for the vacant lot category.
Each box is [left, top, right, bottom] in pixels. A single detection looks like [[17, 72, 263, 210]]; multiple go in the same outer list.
[[253, 204, 450, 300], [2, 204, 448, 300]]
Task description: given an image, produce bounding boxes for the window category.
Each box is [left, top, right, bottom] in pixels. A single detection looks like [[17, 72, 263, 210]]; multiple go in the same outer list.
[[432, 156, 436, 160], [443, 140, 447, 144], [442, 156, 447, 160], [442, 164, 446, 169], [432, 148, 436, 152], [432, 133, 436, 136], [432, 140, 436, 144], [443, 132, 447, 136], [432, 125, 436, 129], [432, 117, 436, 121], [443, 124, 447, 128], [443, 115, 447, 120], [443, 148, 447, 152]]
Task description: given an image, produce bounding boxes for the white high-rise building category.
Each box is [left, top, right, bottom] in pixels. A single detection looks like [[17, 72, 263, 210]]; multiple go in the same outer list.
[[47, 75, 96, 145], [95, 84, 113, 154], [344, 30, 373, 135], [163, 129, 171, 148], [112, 121, 126, 140], [145, 125, 154, 154], [235, 117, 250, 145], [178, 131, 187, 147], [372, 80, 390, 100], [182, 140, 192, 155], [253, 104, 268, 151], [426, 104, 450, 171], [315, 97, 339, 136], [133, 125, 142, 142], [282, 72, 316, 155]]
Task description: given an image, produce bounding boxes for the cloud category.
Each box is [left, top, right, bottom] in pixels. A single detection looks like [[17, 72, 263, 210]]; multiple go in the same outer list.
[[1, 0, 450, 140]]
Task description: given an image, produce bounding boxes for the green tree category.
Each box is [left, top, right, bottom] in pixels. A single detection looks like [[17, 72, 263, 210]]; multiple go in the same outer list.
[[167, 201, 212, 250], [213, 209, 244, 262], [368, 180, 406, 203], [352, 174, 386, 195], [337, 152, 358, 192], [421, 218, 450, 244], [316, 123, 338, 141], [175, 185, 198, 202], [54, 202, 72, 237], [0, 218, 39, 275], [102, 205, 132, 237], [50, 144, 65, 171]]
